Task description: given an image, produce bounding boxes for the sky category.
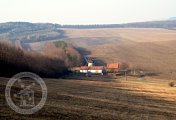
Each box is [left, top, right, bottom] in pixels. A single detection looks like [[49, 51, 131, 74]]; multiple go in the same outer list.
[[0, 0, 175, 24]]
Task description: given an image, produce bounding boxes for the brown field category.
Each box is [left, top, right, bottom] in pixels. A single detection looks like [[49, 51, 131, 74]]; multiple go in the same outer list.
[[64, 28, 176, 79], [1, 76, 176, 120], [64, 28, 176, 42], [29, 28, 176, 79], [6, 28, 175, 120]]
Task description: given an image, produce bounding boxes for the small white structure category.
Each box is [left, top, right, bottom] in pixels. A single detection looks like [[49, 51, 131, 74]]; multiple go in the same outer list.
[[87, 59, 93, 67], [88, 62, 93, 67], [80, 66, 104, 75], [84, 57, 94, 67]]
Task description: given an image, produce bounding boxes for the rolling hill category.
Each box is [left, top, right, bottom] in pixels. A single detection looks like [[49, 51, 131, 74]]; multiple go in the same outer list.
[[0, 21, 176, 79], [0, 20, 176, 44], [1, 21, 176, 120], [54, 28, 176, 79]]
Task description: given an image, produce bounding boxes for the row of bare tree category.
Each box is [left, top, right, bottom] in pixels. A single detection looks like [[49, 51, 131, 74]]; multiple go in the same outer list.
[[0, 42, 81, 77]]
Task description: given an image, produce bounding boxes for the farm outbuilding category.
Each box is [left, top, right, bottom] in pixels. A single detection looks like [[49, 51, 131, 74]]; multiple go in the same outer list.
[[80, 66, 104, 75], [88, 61, 93, 67], [105, 63, 120, 74], [107, 63, 119, 69]]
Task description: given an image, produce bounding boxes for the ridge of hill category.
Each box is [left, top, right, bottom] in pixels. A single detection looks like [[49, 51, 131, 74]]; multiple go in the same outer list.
[[0, 20, 176, 44]]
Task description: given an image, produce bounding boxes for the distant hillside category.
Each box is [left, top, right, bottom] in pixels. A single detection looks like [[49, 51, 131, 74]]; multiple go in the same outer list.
[[59, 20, 176, 29], [60, 28, 176, 79], [122, 20, 176, 29], [0, 20, 176, 45], [1, 21, 176, 79], [0, 22, 66, 44]]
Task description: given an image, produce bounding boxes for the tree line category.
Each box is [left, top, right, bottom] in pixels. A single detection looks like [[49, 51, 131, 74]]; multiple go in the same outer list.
[[0, 42, 81, 78]]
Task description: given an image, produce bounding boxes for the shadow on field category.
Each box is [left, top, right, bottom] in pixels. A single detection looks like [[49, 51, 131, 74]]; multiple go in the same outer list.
[[76, 47, 106, 66], [1, 77, 176, 120]]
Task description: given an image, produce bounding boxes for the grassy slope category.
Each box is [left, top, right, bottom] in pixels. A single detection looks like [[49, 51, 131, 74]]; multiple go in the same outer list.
[[57, 28, 176, 79], [1, 77, 176, 120]]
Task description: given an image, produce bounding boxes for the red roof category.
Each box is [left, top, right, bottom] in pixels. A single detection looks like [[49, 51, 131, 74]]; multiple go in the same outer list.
[[107, 63, 119, 69], [80, 66, 104, 70]]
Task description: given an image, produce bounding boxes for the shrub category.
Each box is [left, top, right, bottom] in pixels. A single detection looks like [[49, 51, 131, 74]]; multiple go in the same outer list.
[[169, 82, 176, 87]]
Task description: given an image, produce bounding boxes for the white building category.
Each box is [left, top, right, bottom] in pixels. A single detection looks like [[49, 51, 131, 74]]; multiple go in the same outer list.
[[80, 66, 104, 75]]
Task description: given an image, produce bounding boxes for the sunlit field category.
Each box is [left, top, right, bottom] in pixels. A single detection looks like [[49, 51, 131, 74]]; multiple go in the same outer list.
[[1, 76, 176, 120]]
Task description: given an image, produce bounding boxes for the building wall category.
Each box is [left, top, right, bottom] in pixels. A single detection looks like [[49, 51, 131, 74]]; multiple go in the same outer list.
[[88, 62, 93, 67], [80, 70, 103, 74], [80, 70, 88, 73]]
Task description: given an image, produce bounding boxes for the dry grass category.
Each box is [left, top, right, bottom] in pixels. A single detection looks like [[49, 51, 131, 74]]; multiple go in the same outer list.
[[28, 28, 176, 79], [1, 76, 176, 120], [60, 28, 176, 79], [63, 28, 176, 42]]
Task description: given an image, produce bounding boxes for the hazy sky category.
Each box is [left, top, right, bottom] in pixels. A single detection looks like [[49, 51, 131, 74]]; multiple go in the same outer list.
[[0, 0, 175, 24]]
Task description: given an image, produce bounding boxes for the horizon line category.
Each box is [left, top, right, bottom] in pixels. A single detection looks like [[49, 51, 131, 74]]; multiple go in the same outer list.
[[0, 19, 174, 26]]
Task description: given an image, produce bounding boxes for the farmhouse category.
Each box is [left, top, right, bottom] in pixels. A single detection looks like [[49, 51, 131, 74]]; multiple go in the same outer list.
[[80, 66, 104, 75]]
